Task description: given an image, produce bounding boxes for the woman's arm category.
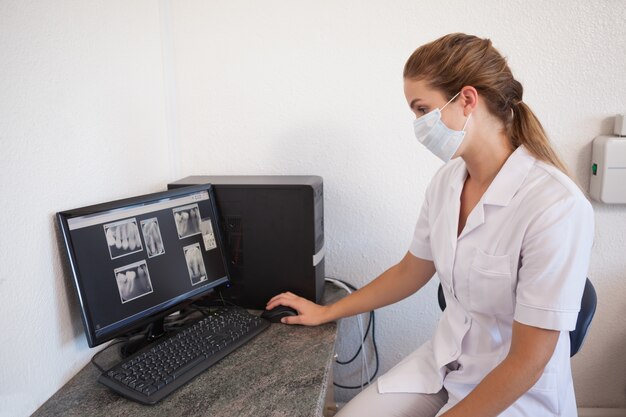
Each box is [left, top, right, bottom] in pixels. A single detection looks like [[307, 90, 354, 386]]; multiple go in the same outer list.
[[441, 321, 560, 417], [265, 251, 436, 325]]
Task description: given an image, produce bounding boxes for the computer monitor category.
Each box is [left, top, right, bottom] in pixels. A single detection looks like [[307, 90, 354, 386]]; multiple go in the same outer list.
[[57, 184, 230, 349]]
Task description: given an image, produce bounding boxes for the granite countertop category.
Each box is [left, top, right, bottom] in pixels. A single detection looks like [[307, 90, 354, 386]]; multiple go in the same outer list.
[[33, 284, 344, 417]]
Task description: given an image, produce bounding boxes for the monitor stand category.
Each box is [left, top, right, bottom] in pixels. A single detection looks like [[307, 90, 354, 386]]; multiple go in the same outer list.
[[119, 317, 167, 358]]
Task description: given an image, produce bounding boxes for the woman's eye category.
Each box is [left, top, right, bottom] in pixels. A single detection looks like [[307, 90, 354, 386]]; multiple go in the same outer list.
[[416, 107, 428, 115]]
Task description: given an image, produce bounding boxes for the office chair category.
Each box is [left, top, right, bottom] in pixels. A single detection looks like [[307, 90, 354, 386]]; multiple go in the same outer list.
[[436, 277, 597, 357]]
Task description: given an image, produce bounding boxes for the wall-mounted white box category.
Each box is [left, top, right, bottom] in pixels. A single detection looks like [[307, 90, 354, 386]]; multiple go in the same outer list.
[[589, 115, 626, 204]]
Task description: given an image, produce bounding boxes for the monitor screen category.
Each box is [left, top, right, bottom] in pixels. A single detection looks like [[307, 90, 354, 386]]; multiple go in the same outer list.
[[57, 184, 230, 348]]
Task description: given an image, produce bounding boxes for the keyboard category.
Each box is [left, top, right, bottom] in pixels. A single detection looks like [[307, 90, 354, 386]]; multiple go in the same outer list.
[[99, 307, 270, 404]]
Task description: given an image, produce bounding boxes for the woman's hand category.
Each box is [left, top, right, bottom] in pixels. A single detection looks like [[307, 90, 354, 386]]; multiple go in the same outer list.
[[266, 253, 436, 326], [266, 292, 331, 326]]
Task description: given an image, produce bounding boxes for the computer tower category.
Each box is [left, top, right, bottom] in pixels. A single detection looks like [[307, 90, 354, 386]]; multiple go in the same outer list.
[[168, 176, 325, 309]]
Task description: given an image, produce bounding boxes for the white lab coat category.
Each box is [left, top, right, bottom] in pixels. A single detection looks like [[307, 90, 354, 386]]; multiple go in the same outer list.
[[377, 145, 594, 416]]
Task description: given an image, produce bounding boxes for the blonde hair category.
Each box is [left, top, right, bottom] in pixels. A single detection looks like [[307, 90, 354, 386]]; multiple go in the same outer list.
[[404, 33, 571, 177]]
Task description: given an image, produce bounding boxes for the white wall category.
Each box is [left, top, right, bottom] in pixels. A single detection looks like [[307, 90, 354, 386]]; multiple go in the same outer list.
[[0, 1, 171, 416], [1, 1, 625, 416], [167, 0, 626, 407]]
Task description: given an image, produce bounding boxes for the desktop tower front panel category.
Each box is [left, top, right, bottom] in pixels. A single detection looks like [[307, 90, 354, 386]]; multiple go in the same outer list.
[[168, 176, 325, 309]]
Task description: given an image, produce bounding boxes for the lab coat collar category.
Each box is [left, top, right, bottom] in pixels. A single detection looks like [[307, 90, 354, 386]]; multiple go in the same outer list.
[[483, 145, 536, 207], [452, 146, 535, 241], [450, 145, 536, 206]]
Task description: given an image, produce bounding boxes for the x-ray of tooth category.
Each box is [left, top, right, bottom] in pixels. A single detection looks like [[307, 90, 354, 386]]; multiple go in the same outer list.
[[104, 218, 143, 260]]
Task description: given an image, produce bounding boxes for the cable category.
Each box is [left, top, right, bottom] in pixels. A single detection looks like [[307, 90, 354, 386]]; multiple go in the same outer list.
[[326, 276, 357, 292], [90, 338, 129, 373], [325, 277, 380, 390], [325, 279, 366, 369], [333, 311, 380, 390], [325, 278, 371, 367], [215, 289, 238, 307], [324, 278, 366, 380], [358, 311, 369, 388], [335, 312, 372, 364]]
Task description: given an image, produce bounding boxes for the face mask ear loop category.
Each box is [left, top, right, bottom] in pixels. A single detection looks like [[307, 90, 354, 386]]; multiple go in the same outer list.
[[440, 91, 462, 111], [462, 113, 472, 132]]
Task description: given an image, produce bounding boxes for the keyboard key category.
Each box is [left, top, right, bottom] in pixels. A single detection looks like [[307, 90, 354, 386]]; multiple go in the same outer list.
[[143, 385, 157, 395]]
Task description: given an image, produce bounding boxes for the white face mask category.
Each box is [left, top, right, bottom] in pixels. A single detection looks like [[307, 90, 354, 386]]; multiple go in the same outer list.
[[413, 91, 471, 162]]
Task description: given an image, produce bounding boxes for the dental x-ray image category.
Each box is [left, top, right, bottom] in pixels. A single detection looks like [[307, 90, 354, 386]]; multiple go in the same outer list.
[[114, 260, 153, 303], [184, 243, 207, 285], [104, 218, 143, 260], [173, 204, 201, 239], [141, 217, 165, 258]]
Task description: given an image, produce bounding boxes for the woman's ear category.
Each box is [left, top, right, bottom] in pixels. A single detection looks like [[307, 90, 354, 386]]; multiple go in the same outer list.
[[460, 86, 478, 116]]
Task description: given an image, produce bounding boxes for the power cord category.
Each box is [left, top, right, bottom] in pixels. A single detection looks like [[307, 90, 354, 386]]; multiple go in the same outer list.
[[325, 277, 380, 390]]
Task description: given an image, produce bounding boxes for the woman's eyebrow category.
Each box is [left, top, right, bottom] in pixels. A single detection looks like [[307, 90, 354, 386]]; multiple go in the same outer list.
[[409, 98, 423, 109]]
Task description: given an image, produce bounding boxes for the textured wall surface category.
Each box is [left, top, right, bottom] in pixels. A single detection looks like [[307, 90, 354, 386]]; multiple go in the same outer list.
[[0, 2, 171, 416], [1, 1, 625, 416]]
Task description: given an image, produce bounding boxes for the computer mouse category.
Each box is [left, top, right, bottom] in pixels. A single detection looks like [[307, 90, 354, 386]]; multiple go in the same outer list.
[[260, 305, 298, 323]]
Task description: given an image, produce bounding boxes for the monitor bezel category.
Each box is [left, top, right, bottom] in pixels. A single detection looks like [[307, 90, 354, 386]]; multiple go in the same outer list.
[[57, 184, 231, 348]]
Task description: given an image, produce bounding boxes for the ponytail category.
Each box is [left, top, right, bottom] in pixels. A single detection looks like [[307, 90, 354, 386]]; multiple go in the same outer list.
[[510, 101, 571, 177]]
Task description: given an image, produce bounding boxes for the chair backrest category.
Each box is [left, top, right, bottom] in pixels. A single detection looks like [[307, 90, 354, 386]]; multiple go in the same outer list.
[[569, 278, 597, 356], [436, 278, 597, 357]]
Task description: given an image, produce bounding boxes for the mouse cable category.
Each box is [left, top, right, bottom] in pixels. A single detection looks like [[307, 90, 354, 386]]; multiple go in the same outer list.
[[325, 277, 380, 389]]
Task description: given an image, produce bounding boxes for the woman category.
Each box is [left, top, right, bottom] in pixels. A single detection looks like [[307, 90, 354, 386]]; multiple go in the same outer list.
[[267, 33, 593, 417]]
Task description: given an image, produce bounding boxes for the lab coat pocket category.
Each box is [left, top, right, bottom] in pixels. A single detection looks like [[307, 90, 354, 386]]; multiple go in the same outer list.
[[469, 249, 513, 316]]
